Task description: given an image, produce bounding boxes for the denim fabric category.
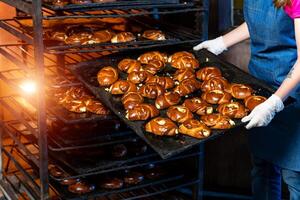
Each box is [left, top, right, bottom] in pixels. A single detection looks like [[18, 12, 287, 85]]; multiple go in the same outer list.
[[252, 156, 300, 200], [244, 0, 300, 170]]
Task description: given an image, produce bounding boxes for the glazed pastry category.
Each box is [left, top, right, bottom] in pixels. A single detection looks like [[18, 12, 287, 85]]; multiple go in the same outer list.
[[145, 76, 175, 90], [127, 71, 152, 84], [61, 100, 87, 113], [201, 77, 230, 92], [121, 92, 144, 110], [101, 178, 124, 189], [201, 89, 232, 104], [173, 68, 195, 82], [82, 30, 114, 44], [124, 172, 144, 185], [70, 0, 91, 4], [229, 83, 253, 99], [217, 102, 248, 119], [112, 144, 127, 158], [139, 83, 165, 99], [142, 30, 166, 41], [60, 178, 80, 186], [200, 113, 235, 129], [49, 165, 64, 178], [111, 32, 136, 43], [65, 34, 88, 45], [244, 95, 267, 111], [173, 78, 201, 97], [126, 104, 159, 121], [196, 66, 222, 81], [168, 51, 195, 63], [145, 117, 179, 136], [155, 92, 181, 110], [50, 31, 67, 42], [137, 51, 168, 64], [167, 105, 193, 123], [170, 56, 199, 69], [144, 59, 165, 75], [68, 181, 95, 195], [51, 0, 69, 6], [97, 66, 119, 87], [109, 80, 137, 95], [85, 99, 110, 115], [179, 119, 211, 139], [183, 97, 213, 115], [118, 59, 141, 73]]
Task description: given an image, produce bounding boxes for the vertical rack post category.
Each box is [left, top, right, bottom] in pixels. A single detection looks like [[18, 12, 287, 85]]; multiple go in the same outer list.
[[31, 0, 49, 199]]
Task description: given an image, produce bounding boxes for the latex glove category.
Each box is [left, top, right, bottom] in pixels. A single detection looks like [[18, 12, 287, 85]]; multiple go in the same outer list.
[[241, 94, 284, 129], [193, 36, 227, 55]]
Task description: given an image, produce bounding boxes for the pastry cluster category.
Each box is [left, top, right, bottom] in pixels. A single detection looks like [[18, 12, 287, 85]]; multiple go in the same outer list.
[[54, 86, 110, 115], [44, 20, 166, 46], [49, 163, 165, 195], [96, 51, 267, 139]]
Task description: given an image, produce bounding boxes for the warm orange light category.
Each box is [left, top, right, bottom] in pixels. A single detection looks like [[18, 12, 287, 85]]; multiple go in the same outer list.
[[19, 80, 37, 94]]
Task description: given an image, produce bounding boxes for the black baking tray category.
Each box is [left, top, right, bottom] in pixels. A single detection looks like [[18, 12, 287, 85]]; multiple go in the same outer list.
[[69, 48, 279, 159]]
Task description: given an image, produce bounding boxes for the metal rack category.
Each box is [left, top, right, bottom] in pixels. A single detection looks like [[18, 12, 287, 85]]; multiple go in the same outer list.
[[0, 1, 209, 200]]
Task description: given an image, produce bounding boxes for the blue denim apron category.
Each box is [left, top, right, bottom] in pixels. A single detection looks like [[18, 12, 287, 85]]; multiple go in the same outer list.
[[244, 0, 300, 171]]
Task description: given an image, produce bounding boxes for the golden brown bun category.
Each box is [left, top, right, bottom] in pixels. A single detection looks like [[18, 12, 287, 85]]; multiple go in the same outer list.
[[229, 83, 253, 99], [85, 99, 110, 115], [145, 117, 178, 136], [244, 95, 267, 111], [50, 31, 67, 42], [137, 51, 168, 64], [196, 66, 222, 81], [200, 113, 235, 129], [173, 68, 195, 82], [142, 30, 166, 41], [155, 92, 181, 110], [179, 119, 211, 139], [217, 102, 248, 119], [61, 100, 87, 113], [201, 77, 230, 92], [168, 51, 195, 63], [117, 59, 141, 73], [183, 97, 213, 115], [127, 71, 152, 84], [65, 34, 91, 45], [166, 105, 193, 123], [170, 56, 199, 69], [121, 92, 144, 110], [101, 178, 124, 189], [68, 181, 95, 195], [173, 78, 201, 97], [111, 24, 127, 32], [145, 76, 175, 90], [82, 30, 114, 44], [111, 32, 136, 43], [144, 59, 165, 75], [97, 66, 119, 87], [139, 83, 165, 99], [109, 80, 137, 95], [126, 103, 159, 121], [201, 90, 232, 104]]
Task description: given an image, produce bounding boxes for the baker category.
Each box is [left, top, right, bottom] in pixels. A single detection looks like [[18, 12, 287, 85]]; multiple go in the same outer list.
[[194, 0, 300, 199]]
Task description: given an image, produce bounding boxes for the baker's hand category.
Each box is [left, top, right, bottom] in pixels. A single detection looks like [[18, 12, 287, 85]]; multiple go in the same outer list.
[[241, 94, 284, 129], [193, 36, 227, 55]]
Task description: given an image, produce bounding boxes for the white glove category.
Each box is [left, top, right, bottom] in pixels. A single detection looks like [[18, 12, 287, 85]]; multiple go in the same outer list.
[[193, 36, 227, 55], [241, 94, 284, 129]]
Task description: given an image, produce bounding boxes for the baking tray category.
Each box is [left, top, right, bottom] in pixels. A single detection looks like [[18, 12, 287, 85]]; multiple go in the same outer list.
[[68, 48, 279, 159]]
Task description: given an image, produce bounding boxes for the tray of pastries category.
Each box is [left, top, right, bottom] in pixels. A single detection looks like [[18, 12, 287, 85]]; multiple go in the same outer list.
[[69, 48, 276, 159]]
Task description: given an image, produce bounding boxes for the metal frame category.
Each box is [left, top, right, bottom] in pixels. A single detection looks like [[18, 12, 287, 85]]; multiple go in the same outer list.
[[0, 0, 210, 199]]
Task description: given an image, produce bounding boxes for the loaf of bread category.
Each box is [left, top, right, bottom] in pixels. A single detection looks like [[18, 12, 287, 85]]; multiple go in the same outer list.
[[97, 66, 119, 87]]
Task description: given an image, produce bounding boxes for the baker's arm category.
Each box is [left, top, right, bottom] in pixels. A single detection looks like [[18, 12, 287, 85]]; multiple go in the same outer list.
[[242, 19, 300, 129], [193, 22, 250, 54]]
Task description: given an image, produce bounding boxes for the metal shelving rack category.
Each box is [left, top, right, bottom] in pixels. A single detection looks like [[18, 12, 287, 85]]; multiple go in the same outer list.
[[0, 1, 210, 200]]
